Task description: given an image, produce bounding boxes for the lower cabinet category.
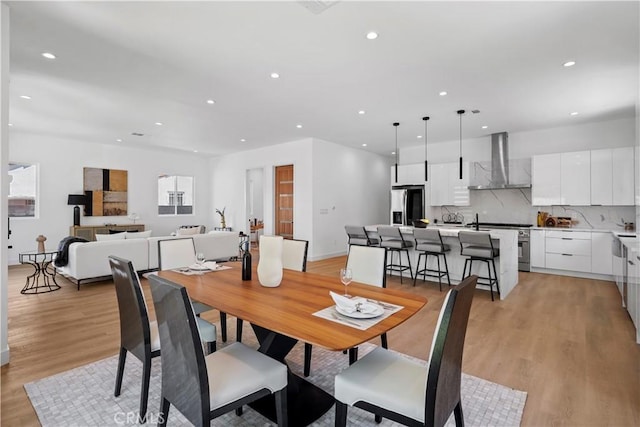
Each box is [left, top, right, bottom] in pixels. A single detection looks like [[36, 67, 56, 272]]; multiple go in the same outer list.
[[545, 230, 592, 273], [591, 232, 613, 275], [530, 229, 546, 268]]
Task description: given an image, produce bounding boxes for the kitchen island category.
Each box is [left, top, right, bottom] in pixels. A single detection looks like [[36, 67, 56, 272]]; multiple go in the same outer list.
[[365, 225, 519, 300]]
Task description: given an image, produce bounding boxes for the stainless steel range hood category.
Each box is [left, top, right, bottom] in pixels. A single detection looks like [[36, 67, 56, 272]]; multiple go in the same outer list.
[[468, 132, 531, 190]]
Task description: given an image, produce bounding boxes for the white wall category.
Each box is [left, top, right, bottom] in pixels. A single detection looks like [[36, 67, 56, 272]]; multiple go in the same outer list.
[[210, 138, 391, 260], [1, 2, 10, 365], [8, 133, 212, 264], [246, 168, 264, 223]]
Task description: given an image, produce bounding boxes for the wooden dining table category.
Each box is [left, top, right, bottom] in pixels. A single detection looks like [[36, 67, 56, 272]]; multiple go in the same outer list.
[[157, 264, 427, 426]]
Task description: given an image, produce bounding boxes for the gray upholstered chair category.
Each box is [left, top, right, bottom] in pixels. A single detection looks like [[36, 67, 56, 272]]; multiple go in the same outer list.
[[345, 226, 379, 247], [334, 275, 478, 427], [158, 238, 228, 341], [414, 228, 451, 291], [378, 226, 414, 283], [458, 231, 500, 301], [303, 245, 389, 377], [237, 239, 309, 343], [110, 256, 217, 423], [148, 275, 288, 427]]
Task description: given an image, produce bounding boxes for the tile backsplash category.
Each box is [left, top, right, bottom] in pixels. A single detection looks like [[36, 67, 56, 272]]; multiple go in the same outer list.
[[426, 188, 634, 231]]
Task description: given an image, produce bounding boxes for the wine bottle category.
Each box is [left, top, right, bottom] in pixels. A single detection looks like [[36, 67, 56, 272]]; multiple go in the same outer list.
[[242, 249, 252, 281]]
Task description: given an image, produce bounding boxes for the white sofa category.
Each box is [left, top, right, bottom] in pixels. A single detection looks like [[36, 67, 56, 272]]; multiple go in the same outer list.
[[57, 231, 239, 289]]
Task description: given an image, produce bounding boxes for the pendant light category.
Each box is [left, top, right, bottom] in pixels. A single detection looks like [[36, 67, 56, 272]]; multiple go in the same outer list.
[[393, 122, 400, 183], [457, 109, 465, 179], [422, 116, 430, 181]]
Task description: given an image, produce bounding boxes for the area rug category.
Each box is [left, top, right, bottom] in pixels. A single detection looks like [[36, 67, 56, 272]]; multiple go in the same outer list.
[[25, 341, 527, 426]]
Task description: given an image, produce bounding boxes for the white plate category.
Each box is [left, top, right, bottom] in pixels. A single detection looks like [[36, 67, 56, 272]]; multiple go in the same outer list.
[[335, 303, 383, 319]]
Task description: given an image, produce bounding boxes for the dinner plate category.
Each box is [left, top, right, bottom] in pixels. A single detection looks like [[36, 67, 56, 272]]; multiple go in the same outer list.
[[335, 303, 383, 319]]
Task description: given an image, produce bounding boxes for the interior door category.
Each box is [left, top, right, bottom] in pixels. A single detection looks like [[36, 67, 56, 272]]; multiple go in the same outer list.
[[275, 165, 294, 239]]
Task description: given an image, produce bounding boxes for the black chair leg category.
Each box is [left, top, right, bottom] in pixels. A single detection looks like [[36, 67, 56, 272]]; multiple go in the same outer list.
[[236, 318, 243, 342], [303, 343, 312, 377], [274, 387, 288, 427], [454, 400, 465, 427], [235, 407, 243, 416], [444, 254, 451, 287], [375, 414, 383, 423], [220, 312, 227, 342], [492, 258, 500, 294], [404, 249, 413, 281], [335, 401, 348, 427], [380, 333, 388, 349], [114, 347, 126, 397], [436, 255, 442, 291], [487, 260, 495, 301], [139, 356, 151, 423], [413, 253, 423, 286], [207, 341, 216, 354], [158, 396, 170, 427], [348, 347, 358, 365]]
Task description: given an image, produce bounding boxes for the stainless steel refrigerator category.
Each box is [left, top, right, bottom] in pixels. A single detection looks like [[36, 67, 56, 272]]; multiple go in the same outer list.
[[390, 185, 424, 225]]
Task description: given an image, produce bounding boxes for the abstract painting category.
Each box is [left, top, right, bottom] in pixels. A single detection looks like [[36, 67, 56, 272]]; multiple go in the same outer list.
[[83, 167, 128, 216]]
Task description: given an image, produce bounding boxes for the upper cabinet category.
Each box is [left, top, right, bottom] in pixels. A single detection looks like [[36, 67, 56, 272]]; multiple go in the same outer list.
[[429, 162, 470, 206], [533, 147, 635, 206], [390, 163, 425, 186]]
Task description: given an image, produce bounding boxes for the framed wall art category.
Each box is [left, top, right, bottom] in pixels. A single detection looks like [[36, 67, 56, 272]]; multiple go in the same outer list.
[[83, 167, 128, 216]]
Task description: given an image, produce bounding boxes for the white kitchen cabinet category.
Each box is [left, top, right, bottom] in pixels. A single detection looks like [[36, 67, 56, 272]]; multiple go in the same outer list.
[[612, 147, 635, 205], [561, 151, 591, 205], [626, 250, 639, 339], [532, 153, 561, 205], [429, 162, 469, 206], [545, 230, 592, 273], [590, 149, 613, 205], [391, 164, 425, 186], [591, 231, 613, 275], [530, 229, 546, 268]]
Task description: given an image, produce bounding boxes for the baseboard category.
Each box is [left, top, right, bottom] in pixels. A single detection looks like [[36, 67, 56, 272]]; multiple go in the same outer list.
[[530, 267, 614, 282], [1, 346, 10, 365], [308, 250, 347, 262]]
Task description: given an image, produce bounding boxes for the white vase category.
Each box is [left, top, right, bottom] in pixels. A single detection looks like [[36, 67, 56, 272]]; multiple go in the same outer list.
[[257, 235, 284, 287]]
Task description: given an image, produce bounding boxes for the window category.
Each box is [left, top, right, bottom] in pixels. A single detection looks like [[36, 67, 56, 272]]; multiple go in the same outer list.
[[158, 175, 193, 215], [8, 162, 38, 218]]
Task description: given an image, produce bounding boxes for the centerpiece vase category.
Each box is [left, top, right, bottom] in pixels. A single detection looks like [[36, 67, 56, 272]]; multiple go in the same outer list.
[[257, 235, 283, 287]]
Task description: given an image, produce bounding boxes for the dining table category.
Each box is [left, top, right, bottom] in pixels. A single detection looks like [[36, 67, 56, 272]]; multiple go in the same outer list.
[[157, 263, 427, 426]]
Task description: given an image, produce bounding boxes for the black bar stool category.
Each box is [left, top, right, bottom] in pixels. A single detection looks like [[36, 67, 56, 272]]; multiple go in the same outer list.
[[458, 230, 500, 301], [413, 228, 451, 291], [377, 226, 413, 284]]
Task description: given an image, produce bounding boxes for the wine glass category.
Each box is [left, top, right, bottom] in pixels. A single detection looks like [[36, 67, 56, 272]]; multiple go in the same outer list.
[[340, 268, 353, 297], [195, 252, 206, 269]]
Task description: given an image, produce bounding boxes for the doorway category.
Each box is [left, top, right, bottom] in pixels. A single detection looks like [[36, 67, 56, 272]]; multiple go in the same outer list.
[[245, 168, 264, 247], [274, 165, 293, 239]]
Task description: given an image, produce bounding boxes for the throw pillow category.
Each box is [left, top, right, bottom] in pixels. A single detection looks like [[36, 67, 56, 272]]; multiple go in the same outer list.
[[125, 230, 152, 239], [95, 233, 126, 241], [176, 227, 200, 236]]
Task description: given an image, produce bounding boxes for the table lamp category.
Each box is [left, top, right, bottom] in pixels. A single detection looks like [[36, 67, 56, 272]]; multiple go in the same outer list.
[[67, 194, 87, 226]]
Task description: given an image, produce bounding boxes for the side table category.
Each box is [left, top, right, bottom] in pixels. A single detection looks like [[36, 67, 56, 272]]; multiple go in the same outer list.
[[19, 250, 61, 294]]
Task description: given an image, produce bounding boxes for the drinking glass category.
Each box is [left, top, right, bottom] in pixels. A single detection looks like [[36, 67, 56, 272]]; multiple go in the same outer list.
[[340, 268, 353, 297], [196, 252, 206, 268]]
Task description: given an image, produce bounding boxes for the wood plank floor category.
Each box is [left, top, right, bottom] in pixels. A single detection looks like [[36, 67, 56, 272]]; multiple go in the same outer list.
[[2, 257, 639, 426]]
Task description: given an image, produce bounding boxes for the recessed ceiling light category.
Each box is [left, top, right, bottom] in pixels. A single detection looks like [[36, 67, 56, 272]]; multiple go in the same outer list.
[[563, 61, 576, 67], [439, 91, 448, 96], [20, 95, 31, 100], [193, 150, 198, 153], [41, 52, 56, 59], [482, 125, 488, 129], [155, 122, 163, 126], [8, 123, 13, 127], [417, 135, 422, 139], [240, 138, 246, 142], [362, 143, 367, 147], [296, 124, 303, 129], [570, 111, 579, 116], [358, 110, 366, 115], [366, 32, 378, 40], [270, 72, 280, 79], [206, 99, 215, 104], [391, 151, 396, 155], [116, 138, 122, 142]]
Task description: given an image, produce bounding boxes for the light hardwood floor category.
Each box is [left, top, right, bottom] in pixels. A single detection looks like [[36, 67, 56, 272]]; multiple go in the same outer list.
[[2, 258, 639, 426]]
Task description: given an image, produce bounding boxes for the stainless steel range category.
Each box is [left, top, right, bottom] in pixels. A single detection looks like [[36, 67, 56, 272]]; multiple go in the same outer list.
[[468, 222, 532, 272]]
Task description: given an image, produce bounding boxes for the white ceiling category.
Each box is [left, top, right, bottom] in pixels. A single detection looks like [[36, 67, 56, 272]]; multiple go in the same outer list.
[[6, 1, 639, 157]]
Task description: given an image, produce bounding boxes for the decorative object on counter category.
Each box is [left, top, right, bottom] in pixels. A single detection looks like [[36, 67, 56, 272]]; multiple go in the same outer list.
[[422, 116, 430, 181], [256, 235, 283, 287], [536, 211, 550, 227], [393, 122, 400, 183], [544, 216, 557, 227], [83, 167, 128, 217], [556, 217, 573, 228], [624, 222, 635, 231], [442, 212, 464, 224], [36, 235, 46, 253], [412, 219, 430, 228], [215, 206, 226, 228], [457, 109, 466, 179], [67, 194, 87, 226], [127, 212, 140, 224]]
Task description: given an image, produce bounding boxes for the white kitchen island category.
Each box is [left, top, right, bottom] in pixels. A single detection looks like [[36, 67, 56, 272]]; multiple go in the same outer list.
[[365, 225, 519, 300]]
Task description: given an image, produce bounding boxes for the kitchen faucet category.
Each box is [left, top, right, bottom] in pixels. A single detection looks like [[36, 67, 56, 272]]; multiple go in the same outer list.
[[475, 213, 479, 231]]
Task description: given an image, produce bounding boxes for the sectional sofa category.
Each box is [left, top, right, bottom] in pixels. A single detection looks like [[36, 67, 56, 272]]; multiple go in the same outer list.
[[57, 231, 239, 289]]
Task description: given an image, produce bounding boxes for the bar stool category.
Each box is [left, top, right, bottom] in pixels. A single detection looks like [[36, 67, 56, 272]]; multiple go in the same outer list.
[[345, 225, 379, 246], [413, 228, 451, 291], [377, 226, 413, 284], [458, 230, 500, 301]]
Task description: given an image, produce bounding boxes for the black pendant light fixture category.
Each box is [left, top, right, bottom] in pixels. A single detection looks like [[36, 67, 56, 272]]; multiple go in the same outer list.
[[457, 109, 465, 179], [422, 116, 430, 181], [393, 122, 400, 183]]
